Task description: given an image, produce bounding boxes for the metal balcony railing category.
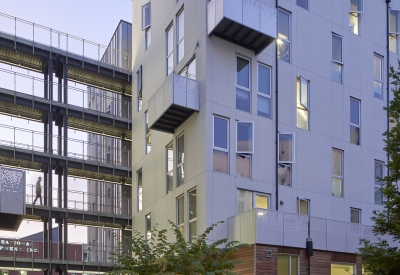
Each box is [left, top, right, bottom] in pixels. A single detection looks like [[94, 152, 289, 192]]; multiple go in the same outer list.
[[0, 12, 132, 71], [0, 124, 131, 168], [0, 68, 132, 119], [25, 185, 132, 216]]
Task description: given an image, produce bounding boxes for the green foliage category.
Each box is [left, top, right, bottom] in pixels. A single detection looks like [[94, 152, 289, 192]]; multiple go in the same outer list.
[[109, 221, 247, 275], [358, 60, 400, 275]]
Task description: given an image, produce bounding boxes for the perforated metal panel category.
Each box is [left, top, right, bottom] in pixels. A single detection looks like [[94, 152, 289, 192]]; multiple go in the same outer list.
[[0, 166, 26, 215]]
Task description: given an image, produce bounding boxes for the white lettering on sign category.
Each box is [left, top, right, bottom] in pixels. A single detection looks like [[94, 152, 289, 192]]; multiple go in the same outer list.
[[0, 239, 38, 253]]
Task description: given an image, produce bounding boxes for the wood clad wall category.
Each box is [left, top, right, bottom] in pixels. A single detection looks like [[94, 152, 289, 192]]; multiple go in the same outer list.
[[230, 245, 255, 275]]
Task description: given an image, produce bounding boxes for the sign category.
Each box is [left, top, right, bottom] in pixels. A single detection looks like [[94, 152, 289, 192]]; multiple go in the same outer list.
[[0, 239, 39, 253]]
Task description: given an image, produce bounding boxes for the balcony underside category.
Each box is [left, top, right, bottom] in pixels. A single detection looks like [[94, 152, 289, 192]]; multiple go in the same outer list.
[[0, 213, 23, 231], [211, 18, 275, 54], [150, 104, 195, 133]]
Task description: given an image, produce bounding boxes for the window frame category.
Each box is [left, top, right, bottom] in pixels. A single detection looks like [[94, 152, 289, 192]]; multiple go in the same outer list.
[[374, 160, 384, 205], [145, 111, 151, 154], [257, 63, 272, 119], [350, 0, 364, 13], [137, 168, 143, 212], [177, 134, 185, 187], [297, 76, 310, 130], [331, 33, 343, 83], [332, 148, 344, 197], [213, 115, 229, 174], [145, 212, 151, 241], [236, 55, 251, 112], [237, 189, 271, 214], [166, 142, 174, 194], [179, 57, 196, 80], [277, 9, 291, 63], [236, 121, 254, 154], [166, 23, 174, 76], [296, 0, 309, 10], [137, 66, 143, 112], [254, 192, 271, 210], [141, 2, 151, 30], [374, 53, 383, 99], [188, 188, 197, 242], [350, 208, 361, 224], [176, 195, 185, 236], [278, 254, 299, 275], [278, 163, 292, 187], [145, 27, 151, 49], [176, 7, 185, 63], [389, 8, 400, 35], [297, 198, 310, 215], [350, 97, 361, 145], [278, 133, 295, 163]]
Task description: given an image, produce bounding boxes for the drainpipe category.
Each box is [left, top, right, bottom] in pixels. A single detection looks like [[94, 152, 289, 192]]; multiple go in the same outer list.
[[387, 0, 391, 173], [275, 0, 279, 212]]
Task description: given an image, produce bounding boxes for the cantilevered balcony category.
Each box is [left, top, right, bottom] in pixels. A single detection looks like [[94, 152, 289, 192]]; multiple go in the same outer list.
[[208, 0, 277, 54], [148, 73, 199, 133]]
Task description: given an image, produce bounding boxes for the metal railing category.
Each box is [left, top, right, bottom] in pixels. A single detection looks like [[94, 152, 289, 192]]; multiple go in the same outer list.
[[0, 68, 132, 119], [0, 124, 131, 168], [0, 12, 132, 71], [25, 185, 131, 216], [0, 237, 120, 264]]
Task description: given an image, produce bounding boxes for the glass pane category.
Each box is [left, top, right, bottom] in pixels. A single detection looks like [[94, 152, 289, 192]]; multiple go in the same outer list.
[[255, 195, 269, 209], [299, 200, 308, 215], [145, 27, 151, 49], [278, 10, 290, 40], [297, 108, 308, 130], [297, 0, 308, 10], [177, 135, 184, 164], [213, 150, 228, 174], [374, 187, 383, 205], [331, 264, 354, 275], [177, 164, 184, 187], [291, 256, 298, 275], [374, 81, 382, 99], [189, 221, 197, 242], [214, 117, 228, 149], [178, 39, 184, 62], [187, 58, 196, 79], [146, 214, 151, 240], [332, 177, 342, 197], [236, 154, 251, 178], [300, 77, 308, 108], [177, 196, 184, 225], [375, 161, 383, 187], [332, 150, 342, 176], [237, 122, 253, 153], [278, 255, 290, 275], [349, 13, 359, 35], [374, 55, 382, 80], [167, 54, 173, 75], [278, 164, 291, 186], [237, 189, 252, 214], [189, 189, 196, 220], [279, 134, 294, 162], [258, 64, 271, 96], [350, 125, 360, 145], [258, 95, 271, 118], [350, 98, 360, 125], [277, 40, 290, 62], [178, 10, 184, 41], [237, 57, 250, 88], [331, 63, 342, 83], [389, 35, 397, 54], [142, 3, 151, 29], [351, 209, 360, 223], [146, 134, 152, 153], [236, 88, 250, 112], [350, 0, 362, 12], [167, 27, 173, 54], [167, 173, 173, 193], [332, 35, 342, 62], [167, 143, 173, 172], [390, 10, 398, 34]]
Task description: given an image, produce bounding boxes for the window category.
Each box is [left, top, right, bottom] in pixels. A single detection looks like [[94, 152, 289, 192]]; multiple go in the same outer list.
[[167, 143, 174, 193], [374, 54, 383, 99], [374, 160, 384, 205], [177, 8, 184, 63], [350, 98, 360, 145], [145, 111, 151, 153], [389, 9, 400, 53], [278, 133, 295, 163], [349, 0, 363, 35], [213, 116, 228, 174], [137, 169, 143, 212], [277, 10, 291, 62], [237, 189, 270, 214], [278, 164, 291, 186], [180, 57, 196, 80], [137, 66, 143, 112], [177, 134, 184, 187], [297, 76, 309, 130], [236, 57, 251, 112], [296, 198, 309, 215], [332, 149, 343, 197], [351, 208, 360, 223], [188, 189, 197, 242], [297, 0, 308, 10], [166, 24, 174, 75], [258, 64, 271, 118], [278, 255, 298, 275], [142, 2, 151, 30], [331, 263, 354, 275], [177, 195, 184, 236], [145, 213, 151, 241], [145, 27, 151, 49], [332, 34, 343, 83], [236, 121, 253, 178]]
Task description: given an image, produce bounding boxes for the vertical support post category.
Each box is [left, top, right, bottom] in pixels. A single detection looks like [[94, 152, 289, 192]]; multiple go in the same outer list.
[[48, 111, 53, 154], [63, 166, 68, 260], [48, 163, 53, 260], [48, 59, 53, 102], [58, 76, 62, 103], [63, 63, 68, 104], [43, 217, 48, 258], [57, 219, 63, 259], [44, 69, 48, 100]]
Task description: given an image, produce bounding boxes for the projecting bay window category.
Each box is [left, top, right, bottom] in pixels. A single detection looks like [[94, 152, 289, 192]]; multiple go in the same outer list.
[[237, 189, 270, 214], [167, 143, 174, 193], [177, 134, 184, 187], [390, 9, 400, 53], [166, 23, 174, 75], [296, 76, 309, 130], [145, 213, 151, 241], [177, 195, 184, 236], [236, 121, 254, 178], [332, 33, 343, 83], [137, 169, 143, 212], [350, 98, 360, 145], [349, 0, 363, 35], [137, 66, 142, 112], [236, 57, 251, 112], [258, 64, 272, 118], [374, 54, 383, 99], [332, 149, 343, 197], [296, 198, 309, 215], [277, 10, 291, 63], [375, 160, 384, 205], [145, 111, 151, 153], [188, 189, 197, 242], [213, 116, 228, 174], [177, 8, 185, 63]]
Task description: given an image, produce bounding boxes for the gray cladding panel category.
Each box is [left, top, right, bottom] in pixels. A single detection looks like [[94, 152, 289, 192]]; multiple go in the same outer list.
[[0, 166, 26, 215]]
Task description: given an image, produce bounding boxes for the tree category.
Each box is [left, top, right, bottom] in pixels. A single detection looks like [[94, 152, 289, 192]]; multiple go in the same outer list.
[[109, 221, 247, 275], [358, 61, 400, 275]]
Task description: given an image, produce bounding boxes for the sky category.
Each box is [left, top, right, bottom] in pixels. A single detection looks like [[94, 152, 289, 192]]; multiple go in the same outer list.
[[0, 0, 131, 243]]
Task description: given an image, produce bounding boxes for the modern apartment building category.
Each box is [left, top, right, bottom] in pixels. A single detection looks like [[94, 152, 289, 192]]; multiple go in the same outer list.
[[131, 0, 398, 274]]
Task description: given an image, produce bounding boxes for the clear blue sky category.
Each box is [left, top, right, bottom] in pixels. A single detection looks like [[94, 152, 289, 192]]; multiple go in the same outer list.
[[0, 0, 131, 243]]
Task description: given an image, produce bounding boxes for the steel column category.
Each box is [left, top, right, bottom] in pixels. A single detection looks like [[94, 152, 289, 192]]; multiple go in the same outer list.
[[44, 69, 48, 100], [57, 218, 63, 260], [43, 217, 48, 258], [58, 76, 62, 103], [48, 162, 53, 259], [48, 59, 53, 101], [63, 63, 68, 104]]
